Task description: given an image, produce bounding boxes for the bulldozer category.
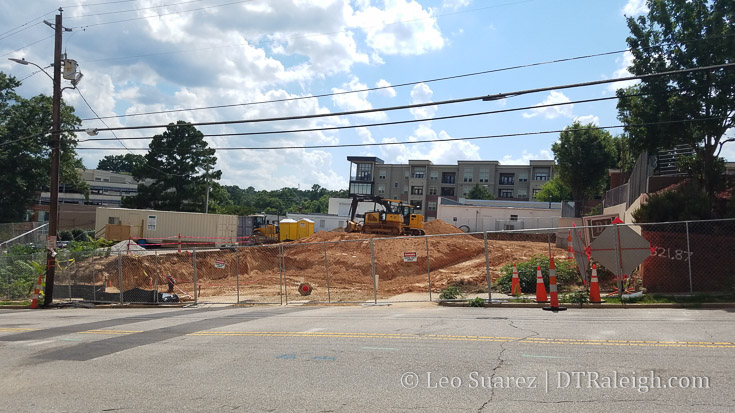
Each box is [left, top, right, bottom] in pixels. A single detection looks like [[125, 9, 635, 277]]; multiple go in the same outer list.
[[242, 214, 279, 244], [345, 195, 425, 236]]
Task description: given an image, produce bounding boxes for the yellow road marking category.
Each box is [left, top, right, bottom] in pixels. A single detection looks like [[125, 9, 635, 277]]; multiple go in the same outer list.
[[185, 331, 735, 349], [0, 327, 38, 332]]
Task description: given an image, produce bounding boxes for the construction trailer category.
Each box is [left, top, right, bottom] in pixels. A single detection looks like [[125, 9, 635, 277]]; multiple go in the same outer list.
[[95, 207, 239, 247]]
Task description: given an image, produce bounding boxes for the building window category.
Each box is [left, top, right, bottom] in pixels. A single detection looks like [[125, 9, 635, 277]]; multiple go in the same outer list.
[[428, 201, 437, 211], [378, 184, 385, 194], [147, 215, 157, 231], [442, 172, 456, 184], [441, 187, 455, 196], [412, 200, 423, 210], [517, 189, 528, 199], [404, 170, 409, 179], [403, 185, 408, 194], [319, 220, 326, 228], [463, 168, 473, 183], [479, 168, 489, 183], [108, 217, 120, 225], [534, 168, 550, 181], [430, 171, 438, 181], [379, 169, 386, 179], [350, 183, 371, 195], [532, 188, 542, 198], [411, 186, 423, 195], [462, 186, 470, 196], [499, 189, 513, 199], [499, 173, 514, 185], [510, 215, 518, 221], [394, 181, 399, 188], [518, 173, 528, 182], [356, 163, 372, 181], [413, 167, 426, 179], [428, 186, 437, 195]]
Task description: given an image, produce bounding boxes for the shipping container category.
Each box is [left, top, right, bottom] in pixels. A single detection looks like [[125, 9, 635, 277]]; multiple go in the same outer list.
[[95, 207, 238, 247]]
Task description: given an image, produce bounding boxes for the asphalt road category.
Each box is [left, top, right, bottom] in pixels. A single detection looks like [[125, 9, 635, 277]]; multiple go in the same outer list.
[[0, 304, 733, 412]]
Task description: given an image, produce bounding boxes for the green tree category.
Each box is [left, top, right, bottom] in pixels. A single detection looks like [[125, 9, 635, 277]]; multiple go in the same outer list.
[[128, 121, 220, 211], [552, 122, 616, 217], [617, 0, 735, 199], [467, 184, 495, 200], [534, 176, 573, 202], [0, 72, 86, 223], [97, 154, 145, 173]]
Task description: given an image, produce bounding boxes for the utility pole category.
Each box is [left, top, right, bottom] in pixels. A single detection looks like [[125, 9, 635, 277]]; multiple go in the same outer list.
[[43, 10, 63, 306]]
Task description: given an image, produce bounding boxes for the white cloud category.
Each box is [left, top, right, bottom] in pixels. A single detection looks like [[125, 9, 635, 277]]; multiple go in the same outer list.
[[574, 115, 600, 126], [622, 0, 648, 16], [350, 0, 445, 55], [500, 150, 553, 165], [331, 77, 387, 120], [376, 79, 397, 97], [378, 124, 480, 165], [442, 0, 472, 11], [607, 50, 639, 93], [409, 83, 437, 120], [522, 91, 574, 119]]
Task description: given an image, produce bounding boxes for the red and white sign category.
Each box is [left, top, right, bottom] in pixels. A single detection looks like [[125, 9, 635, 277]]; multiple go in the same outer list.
[[214, 260, 226, 269], [403, 252, 417, 262]]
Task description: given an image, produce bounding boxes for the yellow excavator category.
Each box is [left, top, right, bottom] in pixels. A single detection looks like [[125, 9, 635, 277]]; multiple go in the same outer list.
[[345, 195, 425, 236]]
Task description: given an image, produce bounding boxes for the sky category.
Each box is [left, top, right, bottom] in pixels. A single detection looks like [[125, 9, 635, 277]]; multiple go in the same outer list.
[[1, 0, 732, 191]]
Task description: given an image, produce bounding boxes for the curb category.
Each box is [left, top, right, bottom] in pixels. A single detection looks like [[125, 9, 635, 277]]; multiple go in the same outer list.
[[438, 301, 735, 309]]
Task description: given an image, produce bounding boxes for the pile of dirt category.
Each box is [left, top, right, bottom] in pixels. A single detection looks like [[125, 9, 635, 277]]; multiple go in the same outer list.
[[423, 219, 466, 235]]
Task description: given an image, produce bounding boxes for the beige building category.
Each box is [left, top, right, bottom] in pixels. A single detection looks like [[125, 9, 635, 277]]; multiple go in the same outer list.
[[347, 156, 556, 219]]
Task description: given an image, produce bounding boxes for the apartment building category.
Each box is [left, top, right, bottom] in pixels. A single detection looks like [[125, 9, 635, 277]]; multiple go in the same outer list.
[[347, 156, 555, 219]]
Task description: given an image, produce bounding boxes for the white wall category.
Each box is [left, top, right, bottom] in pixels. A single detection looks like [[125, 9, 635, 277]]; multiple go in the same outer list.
[[286, 213, 346, 233], [437, 204, 561, 232], [328, 197, 388, 217]]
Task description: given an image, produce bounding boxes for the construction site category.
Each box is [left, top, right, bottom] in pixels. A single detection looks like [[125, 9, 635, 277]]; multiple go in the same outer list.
[[50, 219, 576, 304]]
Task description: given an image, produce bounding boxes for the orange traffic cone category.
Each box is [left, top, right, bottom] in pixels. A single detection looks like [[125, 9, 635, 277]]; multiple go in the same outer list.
[[510, 263, 521, 296], [543, 258, 567, 312], [567, 230, 574, 260], [534, 265, 548, 303], [29, 274, 44, 309], [589, 264, 603, 304]]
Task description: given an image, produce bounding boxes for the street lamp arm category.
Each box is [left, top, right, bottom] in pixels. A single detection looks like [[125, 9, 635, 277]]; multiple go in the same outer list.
[[7, 58, 54, 81]]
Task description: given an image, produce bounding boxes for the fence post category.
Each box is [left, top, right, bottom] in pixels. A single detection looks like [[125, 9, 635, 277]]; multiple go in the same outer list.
[[91, 252, 97, 302], [236, 247, 240, 304], [370, 239, 377, 304], [426, 236, 432, 302], [324, 243, 331, 304], [281, 244, 288, 305], [614, 225, 623, 299], [178, 232, 181, 253], [685, 221, 693, 294], [278, 245, 284, 305], [484, 232, 492, 302], [118, 250, 123, 304], [154, 250, 159, 303], [193, 248, 198, 305]]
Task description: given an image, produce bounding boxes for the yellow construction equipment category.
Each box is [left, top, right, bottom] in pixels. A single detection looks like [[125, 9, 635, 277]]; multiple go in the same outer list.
[[345, 195, 425, 236]]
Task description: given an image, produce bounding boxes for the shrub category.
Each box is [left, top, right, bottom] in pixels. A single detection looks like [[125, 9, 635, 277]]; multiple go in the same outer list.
[[468, 297, 485, 307], [632, 182, 711, 223], [495, 255, 580, 293], [58, 230, 74, 242], [71, 228, 90, 242], [439, 285, 463, 300]]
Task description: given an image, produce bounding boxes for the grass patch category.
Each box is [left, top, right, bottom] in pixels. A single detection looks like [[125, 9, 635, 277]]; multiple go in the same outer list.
[[0, 300, 31, 306]]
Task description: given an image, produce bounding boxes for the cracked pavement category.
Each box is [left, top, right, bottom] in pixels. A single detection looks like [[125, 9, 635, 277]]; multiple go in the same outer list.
[[1, 305, 734, 412]]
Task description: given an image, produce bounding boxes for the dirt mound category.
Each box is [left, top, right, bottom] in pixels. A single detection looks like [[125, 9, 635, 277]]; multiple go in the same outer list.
[[424, 219, 465, 235]]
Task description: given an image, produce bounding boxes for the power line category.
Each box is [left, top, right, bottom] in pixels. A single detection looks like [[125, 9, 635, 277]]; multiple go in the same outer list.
[[73, 117, 729, 151], [69, 0, 256, 29], [0, 8, 56, 41], [75, 88, 185, 177], [0, 35, 55, 58], [65, 0, 209, 19], [68, 62, 735, 134], [63, 0, 138, 7], [78, 94, 628, 143], [79, 32, 735, 122]]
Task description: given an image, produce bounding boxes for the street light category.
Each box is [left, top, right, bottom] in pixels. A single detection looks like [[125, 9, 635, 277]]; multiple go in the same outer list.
[[7, 9, 78, 307]]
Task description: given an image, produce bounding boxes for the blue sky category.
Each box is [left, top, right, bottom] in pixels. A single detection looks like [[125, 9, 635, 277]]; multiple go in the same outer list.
[[2, 0, 731, 190]]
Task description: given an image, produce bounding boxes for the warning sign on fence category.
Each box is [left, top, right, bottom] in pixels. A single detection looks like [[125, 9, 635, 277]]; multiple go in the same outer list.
[[214, 260, 226, 269], [403, 252, 417, 262]]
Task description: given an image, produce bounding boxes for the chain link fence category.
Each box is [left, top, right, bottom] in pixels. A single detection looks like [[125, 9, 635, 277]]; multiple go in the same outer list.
[[2, 218, 732, 305]]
